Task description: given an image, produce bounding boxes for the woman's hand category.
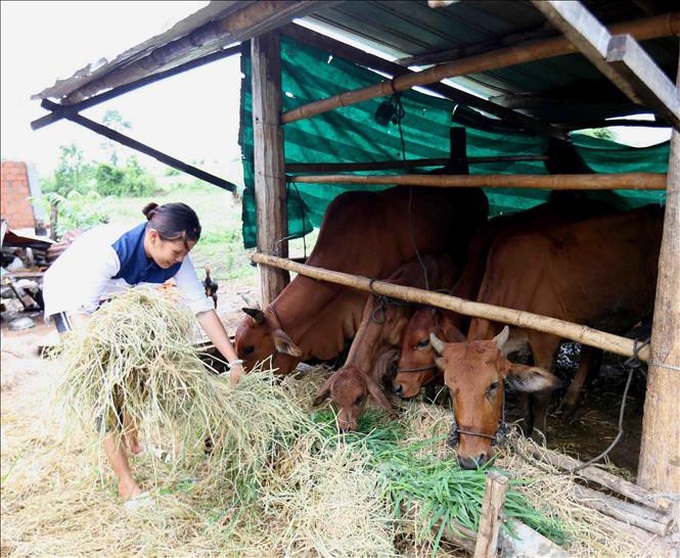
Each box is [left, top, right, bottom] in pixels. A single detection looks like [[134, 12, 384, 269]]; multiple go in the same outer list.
[[229, 362, 244, 385]]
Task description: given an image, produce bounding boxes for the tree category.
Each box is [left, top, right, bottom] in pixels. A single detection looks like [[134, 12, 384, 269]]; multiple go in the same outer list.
[[101, 109, 132, 166], [45, 143, 95, 195]]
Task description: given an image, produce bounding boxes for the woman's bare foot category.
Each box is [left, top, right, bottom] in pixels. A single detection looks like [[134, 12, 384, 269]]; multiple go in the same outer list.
[[118, 479, 143, 501]]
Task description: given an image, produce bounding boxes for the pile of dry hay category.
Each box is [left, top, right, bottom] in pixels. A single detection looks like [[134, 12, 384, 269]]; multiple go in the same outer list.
[[0, 289, 672, 557]]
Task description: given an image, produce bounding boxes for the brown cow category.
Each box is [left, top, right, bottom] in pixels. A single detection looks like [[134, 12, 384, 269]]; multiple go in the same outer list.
[[234, 186, 488, 375], [312, 253, 461, 432], [430, 205, 663, 469], [393, 191, 625, 402]]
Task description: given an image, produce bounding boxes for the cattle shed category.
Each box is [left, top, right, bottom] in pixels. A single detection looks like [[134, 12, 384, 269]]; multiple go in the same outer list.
[[32, 1, 678, 500]]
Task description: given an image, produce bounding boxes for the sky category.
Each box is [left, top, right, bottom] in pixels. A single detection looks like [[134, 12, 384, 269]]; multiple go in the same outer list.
[[1, 1, 243, 178], [1, 1, 672, 181]]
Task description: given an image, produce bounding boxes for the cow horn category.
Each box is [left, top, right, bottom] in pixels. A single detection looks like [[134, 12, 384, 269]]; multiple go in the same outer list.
[[429, 332, 446, 355], [242, 307, 266, 325], [494, 326, 510, 350], [239, 292, 261, 309]]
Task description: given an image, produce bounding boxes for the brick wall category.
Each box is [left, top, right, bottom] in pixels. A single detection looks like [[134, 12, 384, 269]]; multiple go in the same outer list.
[[1, 161, 37, 230]]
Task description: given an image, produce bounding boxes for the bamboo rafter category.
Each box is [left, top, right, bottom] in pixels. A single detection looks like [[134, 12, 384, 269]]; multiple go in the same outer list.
[[289, 172, 667, 190]]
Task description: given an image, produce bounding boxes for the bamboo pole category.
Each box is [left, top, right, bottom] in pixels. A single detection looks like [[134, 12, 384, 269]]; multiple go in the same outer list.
[[288, 172, 667, 190], [250, 253, 651, 362], [280, 13, 680, 124], [474, 472, 509, 558], [285, 155, 548, 174]]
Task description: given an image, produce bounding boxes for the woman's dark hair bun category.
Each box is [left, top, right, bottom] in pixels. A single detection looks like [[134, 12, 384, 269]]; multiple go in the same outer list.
[[142, 202, 159, 219]]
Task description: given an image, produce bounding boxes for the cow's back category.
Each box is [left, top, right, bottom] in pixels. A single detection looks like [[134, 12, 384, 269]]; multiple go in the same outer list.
[[236, 186, 487, 374], [470, 204, 663, 338]]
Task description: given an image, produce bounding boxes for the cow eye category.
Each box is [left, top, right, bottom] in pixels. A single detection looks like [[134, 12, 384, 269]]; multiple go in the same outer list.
[[242, 345, 255, 355], [415, 338, 430, 349], [354, 395, 365, 407], [487, 381, 499, 397]]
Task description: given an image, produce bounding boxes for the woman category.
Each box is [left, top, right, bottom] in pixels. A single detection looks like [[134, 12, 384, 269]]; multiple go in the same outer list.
[[43, 201, 244, 503]]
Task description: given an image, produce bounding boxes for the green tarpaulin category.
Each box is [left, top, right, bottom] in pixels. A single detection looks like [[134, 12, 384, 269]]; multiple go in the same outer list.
[[239, 35, 668, 249]]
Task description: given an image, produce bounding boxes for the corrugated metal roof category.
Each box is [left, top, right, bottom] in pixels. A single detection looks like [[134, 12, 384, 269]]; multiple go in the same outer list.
[[32, 0, 678, 131]]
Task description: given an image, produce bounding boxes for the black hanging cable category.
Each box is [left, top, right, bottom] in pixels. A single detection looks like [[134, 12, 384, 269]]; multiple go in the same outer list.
[[392, 93, 430, 292]]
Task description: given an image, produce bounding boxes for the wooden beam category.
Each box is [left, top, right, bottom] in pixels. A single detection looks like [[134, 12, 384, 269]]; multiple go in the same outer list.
[[39, 99, 238, 193], [607, 34, 680, 129], [31, 46, 240, 131], [250, 252, 652, 362], [60, 1, 339, 104], [288, 172, 667, 190], [251, 31, 290, 306], [638, 69, 680, 495], [532, 2, 679, 129], [280, 13, 679, 124], [280, 23, 564, 139]]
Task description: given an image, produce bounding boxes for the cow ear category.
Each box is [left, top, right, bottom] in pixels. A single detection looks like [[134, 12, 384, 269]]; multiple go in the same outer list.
[[272, 328, 303, 357], [366, 376, 397, 417], [242, 307, 265, 325], [312, 376, 333, 406], [441, 321, 466, 342], [505, 363, 561, 393]]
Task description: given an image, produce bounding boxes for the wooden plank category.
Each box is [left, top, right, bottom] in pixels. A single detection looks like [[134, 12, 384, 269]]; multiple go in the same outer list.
[[524, 445, 671, 513], [532, 1, 679, 127], [638, 70, 680, 495], [572, 485, 672, 536], [250, 252, 652, 362], [289, 172, 666, 190], [607, 34, 680, 128], [251, 31, 290, 306], [280, 13, 679, 124], [499, 520, 571, 558], [474, 472, 509, 558], [59, 1, 337, 104], [31, 46, 240, 131]]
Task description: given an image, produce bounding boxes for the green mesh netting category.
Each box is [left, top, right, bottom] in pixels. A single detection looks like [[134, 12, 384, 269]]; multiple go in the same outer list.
[[238, 35, 668, 249]]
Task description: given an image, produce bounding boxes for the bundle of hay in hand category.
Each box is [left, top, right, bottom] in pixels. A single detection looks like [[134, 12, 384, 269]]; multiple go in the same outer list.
[[54, 289, 312, 496]]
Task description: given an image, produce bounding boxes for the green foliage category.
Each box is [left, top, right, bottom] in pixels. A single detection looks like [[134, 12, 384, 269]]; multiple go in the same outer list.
[[41, 191, 110, 239], [100, 109, 132, 166], [94, 156, 157, 197], [44, 143, 96, 195]]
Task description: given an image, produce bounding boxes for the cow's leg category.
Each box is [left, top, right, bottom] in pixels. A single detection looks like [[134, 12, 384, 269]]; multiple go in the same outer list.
[[523, 334, 561, 438], [559, 345, 602, 419]]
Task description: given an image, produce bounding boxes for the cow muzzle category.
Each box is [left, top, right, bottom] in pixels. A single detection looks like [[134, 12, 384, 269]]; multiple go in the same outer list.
[[447, 421, 510, 469]]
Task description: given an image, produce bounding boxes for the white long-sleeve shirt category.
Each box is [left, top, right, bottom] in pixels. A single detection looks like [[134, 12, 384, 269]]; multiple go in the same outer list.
[[42, 222, 213, 317]]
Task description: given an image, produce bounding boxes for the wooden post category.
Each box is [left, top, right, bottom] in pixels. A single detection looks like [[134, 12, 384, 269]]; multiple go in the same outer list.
[[251, 31, 290, 306], [474, 472, 508, 558], [637, 68, 680, 495]]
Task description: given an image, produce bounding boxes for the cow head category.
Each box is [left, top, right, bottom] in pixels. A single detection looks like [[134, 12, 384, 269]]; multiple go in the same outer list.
[[234, 307, 303, 374], [393, 307, 465, 398], [313, 364, 397, 432], [430, 326, 560, 469]]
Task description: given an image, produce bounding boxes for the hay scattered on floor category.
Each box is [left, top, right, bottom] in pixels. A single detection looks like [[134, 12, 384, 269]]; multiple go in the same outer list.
[[2, 307, 674, 558]]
